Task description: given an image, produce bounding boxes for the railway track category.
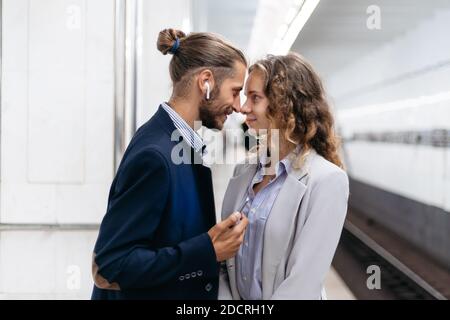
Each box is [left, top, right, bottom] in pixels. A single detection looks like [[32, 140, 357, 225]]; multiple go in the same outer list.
[[333, 210, 450, 300]]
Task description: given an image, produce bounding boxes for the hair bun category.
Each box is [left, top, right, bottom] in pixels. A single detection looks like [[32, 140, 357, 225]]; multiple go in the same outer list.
[[157, 28, 186, 55]]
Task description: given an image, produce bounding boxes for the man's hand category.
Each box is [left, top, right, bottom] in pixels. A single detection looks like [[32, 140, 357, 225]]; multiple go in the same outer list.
[[207, 212, 249, 262]]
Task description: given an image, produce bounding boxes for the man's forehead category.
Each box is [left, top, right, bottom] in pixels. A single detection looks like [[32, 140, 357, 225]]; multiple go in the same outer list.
[[233, 61, 247, 77]]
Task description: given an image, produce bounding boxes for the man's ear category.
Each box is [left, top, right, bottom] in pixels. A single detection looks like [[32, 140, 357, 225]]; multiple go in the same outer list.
[[197, 69, 215, 96]]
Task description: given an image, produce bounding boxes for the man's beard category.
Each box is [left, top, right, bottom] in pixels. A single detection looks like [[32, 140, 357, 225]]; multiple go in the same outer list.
[[199, 101, 223, 129], [198, 86, 230, 130]]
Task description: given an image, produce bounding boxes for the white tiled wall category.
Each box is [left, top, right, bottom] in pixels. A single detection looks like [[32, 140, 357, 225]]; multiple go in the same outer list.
[[343, 142, 448, 211], [137, 0, 193, 127], [328, 9, 450, 109], [0, 230, 98, 299], [1, 0, 115, 224], [0, 0, 196, 299], [0, 0, 115, 299], [328, 6, 450, 213]]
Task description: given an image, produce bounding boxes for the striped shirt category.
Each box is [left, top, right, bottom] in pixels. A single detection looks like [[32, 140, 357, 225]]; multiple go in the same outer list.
[[161, 102, 205, 154], [236, 151, 293, 300]]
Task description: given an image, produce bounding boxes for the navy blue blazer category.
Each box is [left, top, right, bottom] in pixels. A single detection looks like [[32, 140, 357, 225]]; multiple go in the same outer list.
[[91, 105, 219, 300]]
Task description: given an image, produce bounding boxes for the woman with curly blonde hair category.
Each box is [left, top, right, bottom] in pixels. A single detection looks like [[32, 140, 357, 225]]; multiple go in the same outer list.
[[220, 53, 349, 300]]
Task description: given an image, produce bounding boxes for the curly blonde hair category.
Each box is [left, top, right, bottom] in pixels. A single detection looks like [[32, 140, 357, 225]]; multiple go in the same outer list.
[[249, 53, 343, 169]]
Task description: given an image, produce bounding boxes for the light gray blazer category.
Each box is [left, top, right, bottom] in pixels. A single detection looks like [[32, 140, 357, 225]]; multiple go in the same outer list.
[[219, 149, 349, 300]]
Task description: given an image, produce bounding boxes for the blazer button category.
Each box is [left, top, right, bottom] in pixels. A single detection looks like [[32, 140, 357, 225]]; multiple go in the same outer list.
[[191, 272, 197, 278], [205, 283, 213, 292], [185, 273, 190, 280], [179, 275, 184, 281], [197, 270, 203, 277]]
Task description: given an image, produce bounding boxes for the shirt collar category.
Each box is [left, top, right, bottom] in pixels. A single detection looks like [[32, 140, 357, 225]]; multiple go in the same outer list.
[[258, 152, 289, 179], [161, 102, 205, 154], [257, 145, 301, 178]]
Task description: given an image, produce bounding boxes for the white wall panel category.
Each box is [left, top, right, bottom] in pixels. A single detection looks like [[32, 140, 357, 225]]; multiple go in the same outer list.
[[345, 142, 448, 212], [1, 0, 114, 224], [326, 5, 450, 214], [137, 0, 193, 126]]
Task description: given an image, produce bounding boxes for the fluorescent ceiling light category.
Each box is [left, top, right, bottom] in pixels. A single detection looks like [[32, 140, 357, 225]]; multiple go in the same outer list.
[[337, 91, 450, 120], [271, 0, 320, 55]]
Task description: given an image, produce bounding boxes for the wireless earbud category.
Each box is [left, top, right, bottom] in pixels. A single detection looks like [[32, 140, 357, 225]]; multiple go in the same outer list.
[[205, 82, 210, 100]]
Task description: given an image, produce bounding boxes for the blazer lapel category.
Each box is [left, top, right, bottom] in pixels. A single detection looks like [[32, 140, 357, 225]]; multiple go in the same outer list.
[[194, 164, 216, 228], [221, 164, 258, 219], [221, 163, 258, 300], [261, 150, 316, 299]]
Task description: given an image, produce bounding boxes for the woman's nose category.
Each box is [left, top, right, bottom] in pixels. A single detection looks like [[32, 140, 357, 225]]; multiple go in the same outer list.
[[241, 101, 250, 114]]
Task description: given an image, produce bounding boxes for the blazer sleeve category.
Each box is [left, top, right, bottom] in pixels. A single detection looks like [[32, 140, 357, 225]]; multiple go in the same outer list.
[[270, 170, 349, 299], [92, 146, 219, 290]]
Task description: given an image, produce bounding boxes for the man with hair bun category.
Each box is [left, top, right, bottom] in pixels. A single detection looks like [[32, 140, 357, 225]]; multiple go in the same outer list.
[[91, 28, 248, 300]]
